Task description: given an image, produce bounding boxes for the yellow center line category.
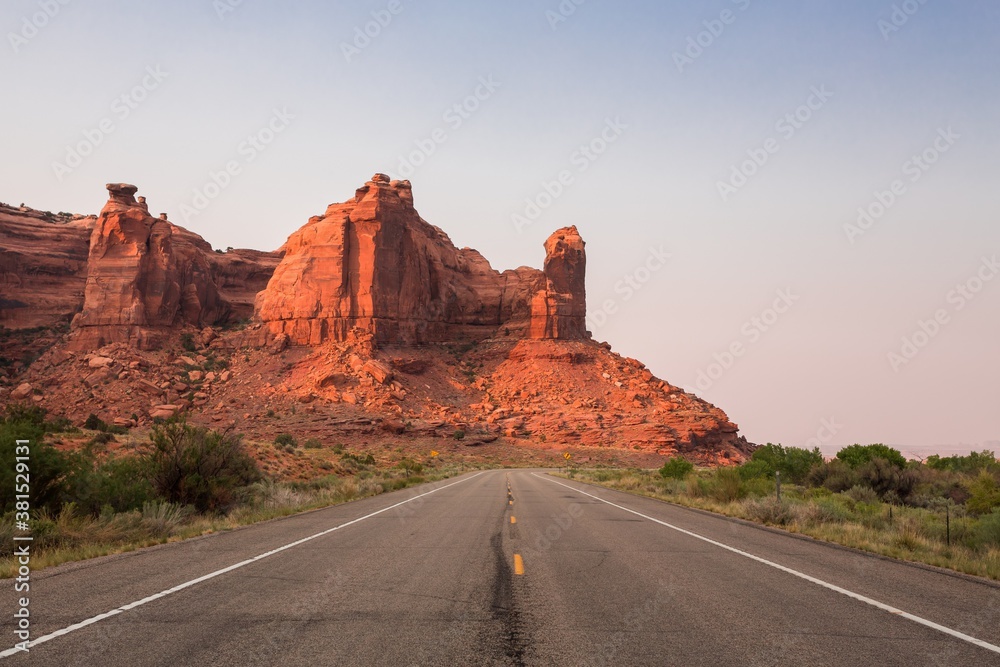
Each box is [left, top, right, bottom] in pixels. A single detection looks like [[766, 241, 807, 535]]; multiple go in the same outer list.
[[513, 554, 525, 576], [510, 516, 516, 524]]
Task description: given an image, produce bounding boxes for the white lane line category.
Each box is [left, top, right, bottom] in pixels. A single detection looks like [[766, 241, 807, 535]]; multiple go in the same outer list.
[[0, 472, 485, 659], [535, 473, 1000, 656]]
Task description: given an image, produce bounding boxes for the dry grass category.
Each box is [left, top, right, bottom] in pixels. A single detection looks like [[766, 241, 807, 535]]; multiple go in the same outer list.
[[560, 469, 1000, 581], [0, 466, 467, 578]]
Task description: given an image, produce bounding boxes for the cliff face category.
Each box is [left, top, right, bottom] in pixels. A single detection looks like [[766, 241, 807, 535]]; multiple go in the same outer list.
[[0, 204, 94, 329], [68, 184, 281, 350], [256, 174, 587, 345]]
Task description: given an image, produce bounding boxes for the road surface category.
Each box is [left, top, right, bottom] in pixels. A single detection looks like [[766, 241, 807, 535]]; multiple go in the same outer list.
[[2, 470, 999, 665]]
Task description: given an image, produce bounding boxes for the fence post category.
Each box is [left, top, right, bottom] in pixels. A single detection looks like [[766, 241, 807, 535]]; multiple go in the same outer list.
[[775, 470, 781, 502], [946, 505, 950, 547]]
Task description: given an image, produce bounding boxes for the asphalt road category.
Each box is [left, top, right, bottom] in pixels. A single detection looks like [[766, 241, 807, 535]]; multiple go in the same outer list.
[[3, 470, 999, 666]]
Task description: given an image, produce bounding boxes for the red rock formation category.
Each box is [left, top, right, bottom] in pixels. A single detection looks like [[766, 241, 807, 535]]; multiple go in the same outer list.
[[528, 226, 587, 340], [0, 204, 94, 329], [68, 184, 278, 350], [256, 174, 550, 345], [1, 175, 754, 465]]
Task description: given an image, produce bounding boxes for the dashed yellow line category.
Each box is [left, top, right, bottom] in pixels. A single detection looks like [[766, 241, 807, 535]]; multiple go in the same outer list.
[[513, 554, 525, 575], [510, 516, 516, 524]]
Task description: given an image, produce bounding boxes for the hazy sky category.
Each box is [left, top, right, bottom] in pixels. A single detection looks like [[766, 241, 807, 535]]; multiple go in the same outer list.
[[2, 0, 998, 455]]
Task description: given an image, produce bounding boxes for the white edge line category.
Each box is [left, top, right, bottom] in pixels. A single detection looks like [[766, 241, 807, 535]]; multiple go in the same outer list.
[[535, 473, 1000, 656], [0, 472, 485, 658]]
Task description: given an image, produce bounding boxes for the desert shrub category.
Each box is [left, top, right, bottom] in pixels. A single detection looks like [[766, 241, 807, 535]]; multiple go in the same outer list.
[[69, 454, 156, 515], [856, 457, 918, 501], [274, 433, 297, 448], [341, 451, 376, 467], [84, 413, 107, 431], [180, 333, 196, 352], [836, 443, 906, 469], [966, 471, 1000, 515], [809, 459, 859, 493], [453, 429, 466, 441], [712, 467, 745, 502], [659, 457, 694, 480], [145, 421, 262, 513], [303, 438, 323, 449], [397, 458, 423, 476], [686, 477, 710, 499], [742, 476, 774, 497], [743, 498, 791, 525], [973, 509, 1000, 548], [845, 485, 880, 504]]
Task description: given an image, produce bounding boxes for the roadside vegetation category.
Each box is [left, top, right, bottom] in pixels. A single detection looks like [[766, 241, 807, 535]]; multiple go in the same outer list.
[[0, 405, 464, 577], [562, 443, 1000, 580]]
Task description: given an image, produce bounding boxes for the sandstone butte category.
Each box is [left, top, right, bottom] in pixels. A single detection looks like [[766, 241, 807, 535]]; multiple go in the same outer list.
[[0, 176, 755, 467]]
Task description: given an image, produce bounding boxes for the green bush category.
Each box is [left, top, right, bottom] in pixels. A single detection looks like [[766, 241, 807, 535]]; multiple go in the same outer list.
[[659, 457, 694, 480], [303, 438, 323, 449], [927, 450, 998, 474], [84, 413, 107, 431], [809, 459, 859, 493], [68, 454, 156, 516], [341, 451, 376, 467], [712, 467, 745, 502], [836, 444, 906, 469], [740, 444, 823, 484], [974, 509, 1000, 548], [274, 433, 297, 448], [856, 457, 918, 501], [453, 429, 466, 441], [397, 458, 423, 477], [966, 472, 1000, 515], [145, 421, 262, 513], [0, 406, 73, 514]]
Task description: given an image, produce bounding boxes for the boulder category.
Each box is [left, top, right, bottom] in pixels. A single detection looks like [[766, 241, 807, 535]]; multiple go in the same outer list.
[[362, 359, 393, 385], [11, 383, 32, 400]]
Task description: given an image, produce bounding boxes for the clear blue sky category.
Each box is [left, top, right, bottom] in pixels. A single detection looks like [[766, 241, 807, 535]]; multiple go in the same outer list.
[[2, 0, 998, 454]]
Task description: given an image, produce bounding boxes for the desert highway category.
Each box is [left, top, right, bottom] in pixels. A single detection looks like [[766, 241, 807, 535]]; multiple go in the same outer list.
[[3, 470, 999, 666]]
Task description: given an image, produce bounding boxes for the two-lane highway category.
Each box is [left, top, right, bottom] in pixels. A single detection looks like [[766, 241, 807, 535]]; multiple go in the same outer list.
[[3, 470, 999, 665]]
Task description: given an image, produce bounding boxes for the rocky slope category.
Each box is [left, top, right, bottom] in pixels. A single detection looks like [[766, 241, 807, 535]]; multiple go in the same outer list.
[[0, 176, 754, 466]]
